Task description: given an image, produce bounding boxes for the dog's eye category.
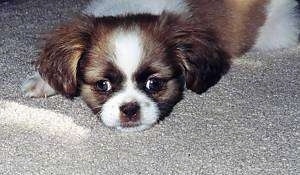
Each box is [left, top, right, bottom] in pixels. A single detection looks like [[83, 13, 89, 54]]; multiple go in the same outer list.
[[96, 80, 112, 92], [145, 78, 164, 93]]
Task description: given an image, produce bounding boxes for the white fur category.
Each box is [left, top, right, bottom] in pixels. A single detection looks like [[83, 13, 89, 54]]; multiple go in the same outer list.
[[21, 72, 57, 98], [100, 29, 159, 131], [111, 29, 142, 78], [84, 0, 188, 16], [254, 0, 300, 50]]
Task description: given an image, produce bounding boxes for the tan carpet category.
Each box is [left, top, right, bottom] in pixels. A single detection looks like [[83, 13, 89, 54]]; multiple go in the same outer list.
[[0, 0, 299, 174]]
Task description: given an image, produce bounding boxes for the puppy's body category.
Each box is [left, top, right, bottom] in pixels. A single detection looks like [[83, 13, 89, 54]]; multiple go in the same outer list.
[[85, 0, 299, 54], [22, 0, 299, 131]]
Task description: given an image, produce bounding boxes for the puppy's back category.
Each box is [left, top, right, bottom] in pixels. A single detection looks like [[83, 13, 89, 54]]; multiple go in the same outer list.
[[188, 0, 299, 56]]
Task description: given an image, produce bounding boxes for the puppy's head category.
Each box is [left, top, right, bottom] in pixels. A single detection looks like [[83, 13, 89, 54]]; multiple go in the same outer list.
[[37, 14, 230, 131]]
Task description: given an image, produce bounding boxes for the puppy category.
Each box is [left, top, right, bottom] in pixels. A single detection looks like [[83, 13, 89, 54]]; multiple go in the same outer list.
[[22, 0, 300, 131]]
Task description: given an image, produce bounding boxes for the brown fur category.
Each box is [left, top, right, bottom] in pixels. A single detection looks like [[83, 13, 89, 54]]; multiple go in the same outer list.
[[187, 0, 268, 56], [36, 16, 94, 97], [35, 1, 270, 118]]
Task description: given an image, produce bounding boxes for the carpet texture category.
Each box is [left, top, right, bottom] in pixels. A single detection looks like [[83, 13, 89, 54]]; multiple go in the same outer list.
[[0, 0, 299, 174]]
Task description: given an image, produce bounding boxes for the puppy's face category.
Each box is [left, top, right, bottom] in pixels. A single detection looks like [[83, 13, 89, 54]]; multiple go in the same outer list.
[[37, 14, 230, 131], [79, 27, 184, 131]]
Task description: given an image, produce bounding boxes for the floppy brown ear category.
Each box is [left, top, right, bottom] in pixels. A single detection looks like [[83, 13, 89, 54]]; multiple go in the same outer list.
[[161, 14, 231, 94], [36, 16, 93, 98], [173, 31, 231, 94]]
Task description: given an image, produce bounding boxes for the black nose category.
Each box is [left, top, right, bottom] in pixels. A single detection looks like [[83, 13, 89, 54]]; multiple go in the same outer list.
[[120, 102, 140, 117]]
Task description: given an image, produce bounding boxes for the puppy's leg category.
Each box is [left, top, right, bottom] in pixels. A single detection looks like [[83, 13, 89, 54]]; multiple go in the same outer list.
[[21, 72, 57, 98]]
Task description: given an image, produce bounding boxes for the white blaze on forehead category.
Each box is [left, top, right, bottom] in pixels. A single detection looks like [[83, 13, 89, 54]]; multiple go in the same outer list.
[[111, 29, 143, 79]]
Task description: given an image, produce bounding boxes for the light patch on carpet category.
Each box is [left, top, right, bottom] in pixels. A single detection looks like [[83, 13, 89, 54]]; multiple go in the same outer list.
[[0, 101, 90, 142]]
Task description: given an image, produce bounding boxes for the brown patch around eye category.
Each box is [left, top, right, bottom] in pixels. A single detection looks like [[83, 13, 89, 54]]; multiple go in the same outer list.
[[78, 47, 125, 114], [144, 77, 167, 93], [151, 79, 177, 99], [79, 48, 125, 85], [80, 84, 110, 114]]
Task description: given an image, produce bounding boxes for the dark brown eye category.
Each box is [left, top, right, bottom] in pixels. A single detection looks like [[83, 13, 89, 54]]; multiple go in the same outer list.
[[96, 80, 112, 92], [145, 78, 164, 93]]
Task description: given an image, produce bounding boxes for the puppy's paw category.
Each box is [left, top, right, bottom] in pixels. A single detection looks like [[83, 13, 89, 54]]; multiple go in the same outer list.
[[21, 72, 57, 98]]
